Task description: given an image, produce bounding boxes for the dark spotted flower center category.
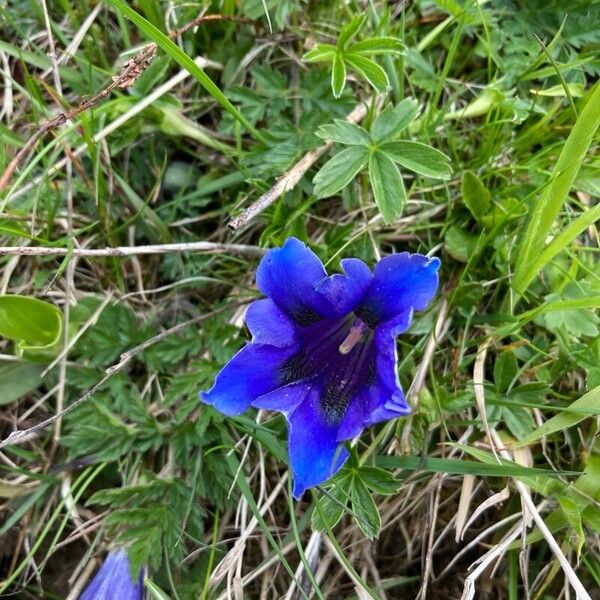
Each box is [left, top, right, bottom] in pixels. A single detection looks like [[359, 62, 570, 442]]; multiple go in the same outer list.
[[279, 314, 376, 424]]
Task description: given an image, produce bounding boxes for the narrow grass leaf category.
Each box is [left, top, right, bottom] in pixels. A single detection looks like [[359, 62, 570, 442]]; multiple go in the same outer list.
[[516, 202, 600, 291], [376, 455, 577, 478], [105, 0, 266, 143], [513, 384, 600, 448], [513, 82, 600, 295]]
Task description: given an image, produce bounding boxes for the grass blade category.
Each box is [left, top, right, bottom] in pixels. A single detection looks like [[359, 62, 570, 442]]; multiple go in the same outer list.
[[105, 0, 267, 144], [513, 82, 600, 296]]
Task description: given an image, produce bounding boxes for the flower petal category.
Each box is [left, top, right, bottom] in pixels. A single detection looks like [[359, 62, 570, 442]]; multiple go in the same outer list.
[[337, 310, 412, 439], [201, 343, 297, 415], [252, 382, 310, 413], [366, 311, 412, 424], [255, 237, 331, 323], [286, 387, 349, 498], [80, 550, 143, 600], [245, 299, 297, 347], [356, 253, 440, 325], [316, 257, 372, 315]]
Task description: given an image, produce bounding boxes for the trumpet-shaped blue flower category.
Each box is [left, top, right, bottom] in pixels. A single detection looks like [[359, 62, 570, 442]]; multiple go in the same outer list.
[[201, 237, 440, 498], [80, 549, 143, 600]]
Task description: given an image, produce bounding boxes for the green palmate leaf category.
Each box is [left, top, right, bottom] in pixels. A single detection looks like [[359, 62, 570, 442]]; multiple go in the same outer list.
[[513, 82, 600, 296], [344, 54, 389, 93], [303, 43, 336, 62], [380, 140, 452, 179], [311, 474, 351, 531], [351, 477, 381, 539], [350, 37, 404, 55], [331, 53, 347, 98], [368, 150, 406, 223], [337, 14, 367, 50], [359, 466, 400, 495], [316, 120, 370, 145], [461, 171, 490, 220], [371, 99, 419, 142], [0, 361, 44, 405], [313, 145, 369, 197], [514, 384, 600, 448], [0, 295, 62, 353]]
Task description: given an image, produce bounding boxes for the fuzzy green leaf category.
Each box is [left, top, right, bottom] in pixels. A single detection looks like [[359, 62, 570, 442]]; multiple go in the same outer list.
[[337, 14, 367, 50], [316, 120, 370, 145], [461, 171, 490, 220], [313, 145, 369, 197], [368, 150, 406, 223], [380, 140, 452, 179], [371, 99, 419, 142], [303, 44, 336, 62], [345, 54, 389, 93], [331, 53, 347, 98], [350, 37, 404, 55]]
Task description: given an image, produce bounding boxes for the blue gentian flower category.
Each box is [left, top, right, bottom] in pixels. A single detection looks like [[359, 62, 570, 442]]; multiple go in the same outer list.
[[201, 237, 440, 498], [80, 549, 144, 600]]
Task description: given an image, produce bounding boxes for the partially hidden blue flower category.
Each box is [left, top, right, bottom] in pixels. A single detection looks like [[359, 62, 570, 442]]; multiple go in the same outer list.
[[200, 237, 440, 498], [80, 549, 144, 600]]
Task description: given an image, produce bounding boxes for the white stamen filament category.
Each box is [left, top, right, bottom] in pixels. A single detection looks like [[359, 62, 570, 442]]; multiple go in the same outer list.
[[338, 321, 367, 354]]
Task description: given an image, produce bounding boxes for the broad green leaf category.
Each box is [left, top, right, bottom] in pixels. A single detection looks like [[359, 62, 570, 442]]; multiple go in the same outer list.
[[461, 171, 490, 220], [380, 140, 452, 179], [514, 384, 600, 447], [311, 474, 351, 531], [0, 362, 44, 405], [313, 145, 369, 197], [351, 477, 381, 539], [494, 351, 518, 395], [513, 82, 600, 296], [345, 54, 389, 93], [316, 120, 370, 145], [350, 37, 404, 55], [444, 225, 479, 262], [557, 496, 585, 557], [337, 14, 367, 50], [0, 295, 62, 353], [303, 43, 336, 62], [368, 150, 406, 223], [371, 99, 418, 142], [331, 53, 347, 98], [359, 466, 400, 495]]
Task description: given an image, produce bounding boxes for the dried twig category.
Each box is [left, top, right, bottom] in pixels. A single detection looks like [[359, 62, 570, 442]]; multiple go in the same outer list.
[[0, 241, 265, 258], [0, 13, 252, 193], [227, 99, 372, 231]]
